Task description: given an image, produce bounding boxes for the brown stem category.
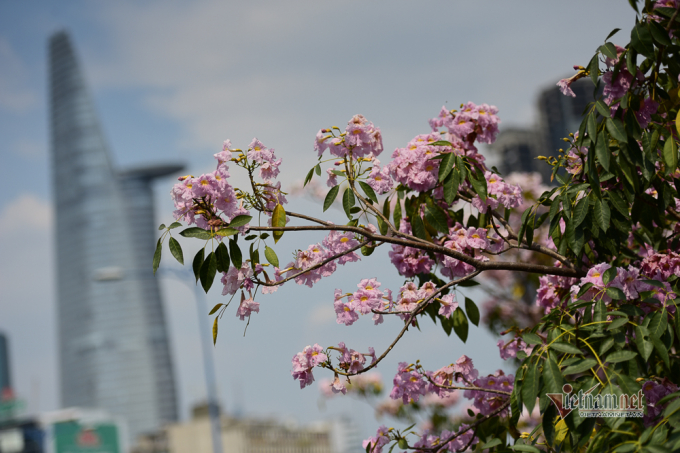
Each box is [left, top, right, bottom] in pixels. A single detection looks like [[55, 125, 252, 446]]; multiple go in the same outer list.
[[329, 272, 481, 377], [248, 225, 585, 278]]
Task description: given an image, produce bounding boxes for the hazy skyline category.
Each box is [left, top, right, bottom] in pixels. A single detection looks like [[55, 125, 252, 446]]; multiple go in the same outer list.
[[0, 0, 637, 439]]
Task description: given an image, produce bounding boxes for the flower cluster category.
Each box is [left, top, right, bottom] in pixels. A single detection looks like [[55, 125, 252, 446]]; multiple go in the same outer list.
[[171, 143, 247, 230], [247, 138, 282, 181], [290, 229, 362, 287], [291, 344, 328, 389], [362, 426, 390, 453], [463, 370, 514, 416], [318, 372, 382, 398], [366, 160, 393, 194], [536, 273, 579, 313], [497, 337, 533, 360], [388, 220, 435, 277], [439, 223, 504, 279], [315, 114, 384, 159], [334, 278, 390, 326], [642, 379, 679, 427], [429, 102, 501, 144], [388, 133, 456, 192], [389, 362, 427, 404], [425, 355, 478, 398], [470, 171, 523, 212]]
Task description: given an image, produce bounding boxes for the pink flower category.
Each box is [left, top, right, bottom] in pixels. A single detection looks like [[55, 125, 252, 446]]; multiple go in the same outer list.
[[557, 78, 576, 97], [438, 294, 458, 318], [366, 164, 393, 194], [389, 362, 427, 404], [362, 426, 390, 453], [291, 344, 328, 389], [235, 294, 260, 320]]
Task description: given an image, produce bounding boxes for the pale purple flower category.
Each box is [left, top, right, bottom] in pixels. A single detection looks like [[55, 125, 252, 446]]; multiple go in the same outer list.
[[389, 362, 427, 404], [557, 78, 576, 97], [236, 295, 260, 320], [438, 294, 458, 318]]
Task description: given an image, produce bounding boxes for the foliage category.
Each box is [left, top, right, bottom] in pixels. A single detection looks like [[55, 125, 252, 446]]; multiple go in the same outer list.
[[155, 1, 680, 451]]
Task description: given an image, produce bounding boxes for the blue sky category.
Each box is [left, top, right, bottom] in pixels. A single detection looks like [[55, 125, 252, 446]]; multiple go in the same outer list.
[[0, 0, 637, 440]]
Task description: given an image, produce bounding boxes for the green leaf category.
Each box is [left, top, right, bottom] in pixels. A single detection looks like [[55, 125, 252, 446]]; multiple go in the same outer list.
[[168, 237, 184, 265], [562, 358, 598, 375], [377, 216, 388, 235], [626, 47, 637, 74], [153, 238, 162, 275], [393, 200, 402, 230], [600, 42, 618, 59], [212, 316, 218, 345], [397, 439, 408, 450], [361, 245, 375, 256], [606, 118, 627, 143], [543, 357, 564, 394], [424, 205, 448, 233], [180, 227, 212, 240], [603, 267, 617, 285], [512, 445, 541, 453], [264, 246, 279, 267], [480, 439, 503, 450], [168, 222, 182, 229], [200, 252, 217, 293], [630, 22, 655, 58], [228, 215, 252, 228], [216, 242, 230, 273], [464, 298, 480, 326], [605, 350, 637, 363], [215, 228, 238, 237], [651, 333, 670, 368], [635, 326, 654, 361], [443, 168, 460, 204], [342, 188, 355, 219], [469, 169, 488, 201], [587, 111, 598, 141], [411, 216, 427, 240], [565, 219, 584, 256], [303, 167, 314, 187], [649, 20, 672, 46], [192, 249, 204, 283], [663, 138, 678, 174], [249, 243, 260, 268], [522, 363, 540, 414], [595, 100, 611, 118], [272, 204, 286, 244], [158, 223, 166, 230], [522, 332, 543, 346], [594, 199, 610, 232], [608, 191, 629, 218], [607, 317, 629, 331], [358, 181, 378, 204], [573, 196, 591, 227], [452, 307, 468, 343], [229, 239, 242, 268], [550, 341, 583, 355], [314, 164, 321, 176], [438, 152, 456, 182], [595, 131, 610, 171], [605, 28, 621, 41], [588, 54, 600, 86], [323, 185, 340, 212], [606, 286, 626, 300], [208, 303, 223, 315]]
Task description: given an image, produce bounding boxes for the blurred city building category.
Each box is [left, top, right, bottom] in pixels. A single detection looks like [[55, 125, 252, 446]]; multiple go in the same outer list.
[[0, 333, 10, 397], [131, 403, 360, 453], [48, 31, 183, 441], [489, 77, 598, 179]]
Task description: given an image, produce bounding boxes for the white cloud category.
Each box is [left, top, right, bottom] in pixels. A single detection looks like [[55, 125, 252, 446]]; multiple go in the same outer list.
[[0, 193, 53, 235], [307, 304, 335, 325]]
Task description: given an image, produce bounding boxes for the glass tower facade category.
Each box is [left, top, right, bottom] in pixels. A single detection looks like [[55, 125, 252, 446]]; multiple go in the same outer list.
[[0, 333, 10, 394], [49, 31, 180, 440]]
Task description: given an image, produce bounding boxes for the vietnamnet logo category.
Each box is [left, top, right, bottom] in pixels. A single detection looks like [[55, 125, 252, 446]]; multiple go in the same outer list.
[[546, 383, 645, 418]]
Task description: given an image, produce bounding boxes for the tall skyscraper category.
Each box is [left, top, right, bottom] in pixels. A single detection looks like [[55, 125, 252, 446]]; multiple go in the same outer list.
[[0, 332, 10, 395], [49, 31, 181, 440], [489, 78, 598, 179]]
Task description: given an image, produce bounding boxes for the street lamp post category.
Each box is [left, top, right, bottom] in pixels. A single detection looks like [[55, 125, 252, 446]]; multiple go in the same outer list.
[[161, 268, 224, 453]]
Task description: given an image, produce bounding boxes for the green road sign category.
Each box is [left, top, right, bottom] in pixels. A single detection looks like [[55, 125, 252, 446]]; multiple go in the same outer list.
[[54, 421, 120, 453]]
